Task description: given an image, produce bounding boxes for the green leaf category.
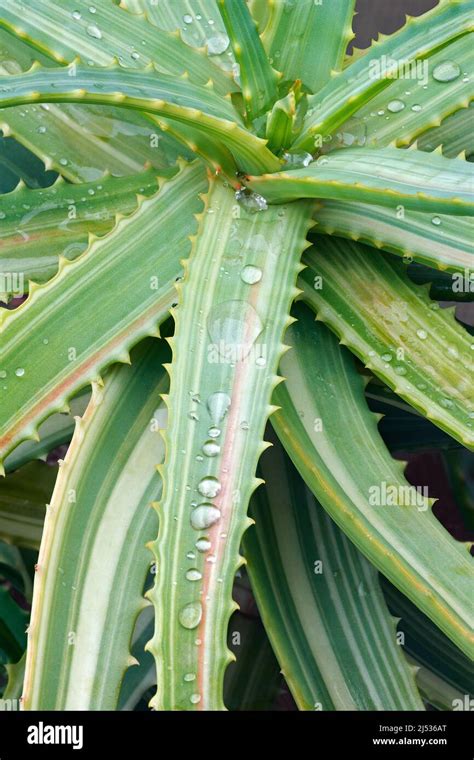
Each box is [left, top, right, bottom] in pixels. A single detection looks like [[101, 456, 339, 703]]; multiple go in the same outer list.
[[0, 161, 206, 466], [293, 0, 474, 150], [272, 304, 473, 658], [118, 607, 155, 711], [3, 652, 25, 706], [418, 105, 474, 158], [301, 238, 474, 450], [22, 338, 167, 709], [312, 199, 474, 273], [217, 0, 279, 120], [248, 146, 474, 215], [147, 179, 314, 710], [0, 64, 279, 174], [257, 0, 355, 95], [0, 0, 236, 93], [0, 169, 161, 298], [265, 90, 296, 154], [122, 0, 237, 75], [0, 461, 54, 550], [0, 133, 56, 192], [245, 429, 424, 710], [348, 34, 474, 149]]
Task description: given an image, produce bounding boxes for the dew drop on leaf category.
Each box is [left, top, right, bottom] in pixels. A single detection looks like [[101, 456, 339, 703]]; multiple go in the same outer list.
[[432, 61, 461, 83], [178, 602, 202, 629], [206, 391, 231, 424], [190, 504, 221, 530], [240, 265, 262, 285], [197, 477, 221, 499], [387, 99, 405, 113]]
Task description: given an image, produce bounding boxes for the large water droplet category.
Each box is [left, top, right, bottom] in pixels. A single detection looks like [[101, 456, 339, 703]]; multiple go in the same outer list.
[[186, 569, 202, 582], [198, 477, 221, 499], [206, 391, 231, 424], [15, 368, 25, 377], [240, 265, 262, 285], [431, 215, 441, 226], [184, 673, 196, 682], [72, 10, 81, 20], [207, 33, 230, 55], [433, 61, 461, 83], [207, 300, 263, 361], [178, 602, 202, 629], [282, 151, 313, 168], [387, 99, 405, 113], [234, 189, 267, 213], [416, 329, 428, 340], [208, 426, 221, 439], [86, 24, 102, 39], [190, 693, 201, 704], [183, 13, 193, 24], [202, 440, 220, 457], [190, 504, 221, 530]]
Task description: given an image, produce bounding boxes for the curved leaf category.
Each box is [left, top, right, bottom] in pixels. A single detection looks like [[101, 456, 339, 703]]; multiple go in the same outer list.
[[272, 304, 473, 658], [0, 161, 206, 466], [22, 338, 166, 709], [245, 429, 424, 710], [248, 147, 474, 215]]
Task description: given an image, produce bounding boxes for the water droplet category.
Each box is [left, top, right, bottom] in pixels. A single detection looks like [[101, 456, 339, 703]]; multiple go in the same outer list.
[[240, 421, 249, 430], [186, 569, 202, 582], [196, 538, 212, 553], [59, 158, 68, 166], [184, 673, 196, 682], [15, 368, 25, 377], [431, 215, 441, 226], [86, 24, 102, 39], [416, 329, 428, 340], [190, 504, 221, 530], [208, 426, 221, 439], [440, 397, 454, 409], [183, 13, 193, 24], [207, 391, 231, 424], [411, 104, 422, 112], [42, 338, 49, 345], [207, 300, 263, 360], [178, 602, 202, 629], [198, 476, 221, 499], [316, 156, 329, 167], [447, 345, 459, 359], [381, 353, 392, 362], [190, 693, 201, 704], [89, 5, 96, 13], [282, 151, 313, 168], [235, 189, 267, 213], [432, 61, 461, 83], [377, 109, 385, 116], [202, 440, 220, 457], [394, 365, 407, 376], [387, 99, 405, 113], [72, 10, 81, 20], [37, 125, 46, 134], [186, 551, 196, 560], [131, 51, 140, 60], [188, 411, 199, 421], [0, 370, 6, 379], [240, 265, 262, 285], [207, 34, 230, 55]]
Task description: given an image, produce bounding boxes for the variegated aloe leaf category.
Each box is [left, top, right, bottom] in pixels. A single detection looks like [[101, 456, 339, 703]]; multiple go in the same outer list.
[[272, 304, 473, 658], [254, 0, 355, 95], [0, 169, 160, 298], [122, 0, 237, 74], [0, 0, 236, 94], [217, 0, 280, 120], [147, 179, 314, 710], [311, 200, 474, 273], [0, 64, 279, 174], [301, 238, 474, 450], [347, 34, 473, 149], [0, 160, 206, 467], [0, 461, 53, 549], [244, 429, 424, 710], [248, 146, 474, 215], [0, 25, 188, 181], [418, 105, 474, 158], [293, 0, 474, 150], [23, 338, 167, 710], [118, 607, 155, 711]]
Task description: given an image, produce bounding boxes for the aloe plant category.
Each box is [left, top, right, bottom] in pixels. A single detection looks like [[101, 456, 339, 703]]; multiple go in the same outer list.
[[0, 0, 473, 712]]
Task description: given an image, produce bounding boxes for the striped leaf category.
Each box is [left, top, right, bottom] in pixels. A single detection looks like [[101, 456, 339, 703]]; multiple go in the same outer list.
[[272, 304, 473, 658], [22, 338, 167, 709], [248, 147, 474, 215], [0, 161, 206, 466], [147, 178, 314, 710], [245, 429, 424, 710], [300, 238, 474, 450]]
